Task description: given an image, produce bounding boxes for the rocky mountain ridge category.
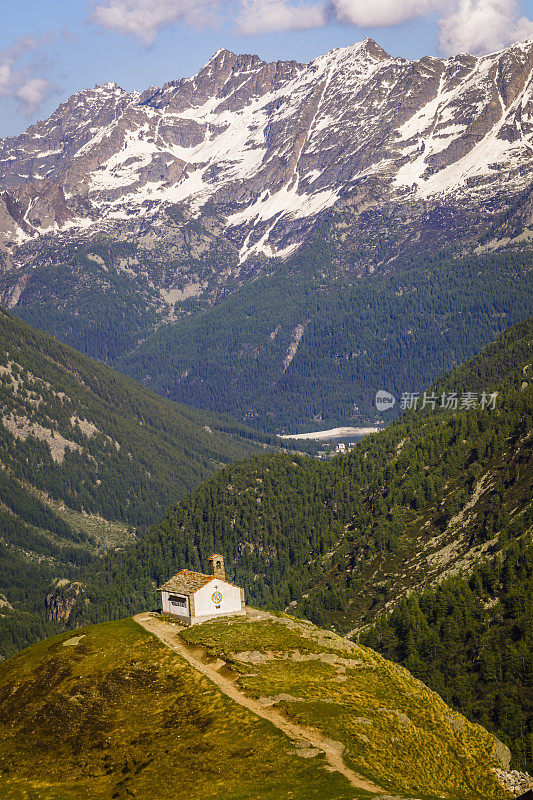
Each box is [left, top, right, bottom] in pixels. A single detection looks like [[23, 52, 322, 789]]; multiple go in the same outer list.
[[0, 38, 531, 285]]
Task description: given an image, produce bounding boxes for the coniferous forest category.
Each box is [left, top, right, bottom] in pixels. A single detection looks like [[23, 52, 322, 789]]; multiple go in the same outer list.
[[12, 233, 533, 431], [0, 310, 275, 657], [361, 539, 533, 770]]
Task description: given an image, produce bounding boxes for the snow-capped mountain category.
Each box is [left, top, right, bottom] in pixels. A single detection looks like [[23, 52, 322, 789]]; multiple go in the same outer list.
[[0, 31, 533, 340], [0, 37, 531, 297]]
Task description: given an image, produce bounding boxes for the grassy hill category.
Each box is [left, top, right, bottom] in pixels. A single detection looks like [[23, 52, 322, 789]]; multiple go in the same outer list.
[[0, 612, 514, 800], [0, 309, 274, 658]]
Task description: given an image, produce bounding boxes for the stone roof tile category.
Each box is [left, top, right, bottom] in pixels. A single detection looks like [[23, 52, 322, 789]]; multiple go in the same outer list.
[[158, 569, 214, 595]]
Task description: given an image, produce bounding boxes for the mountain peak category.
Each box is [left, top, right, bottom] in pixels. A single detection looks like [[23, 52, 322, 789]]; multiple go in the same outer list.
[[309, 37, 392, 74], [351, 36, 391, 59], [0, 36, 531, 263], [93, 81, 123, 92], [326, 37, 391, 61], [207, 47, 237, 63]]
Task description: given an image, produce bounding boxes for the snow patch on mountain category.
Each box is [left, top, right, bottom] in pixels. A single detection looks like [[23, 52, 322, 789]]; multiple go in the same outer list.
[[0, 38, 531, 258]]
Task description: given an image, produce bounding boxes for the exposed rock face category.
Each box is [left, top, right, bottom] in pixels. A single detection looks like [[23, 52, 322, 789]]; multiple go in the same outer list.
[[45, 580, 84, 623], [495, 768, 533, 796], [0, 38, 531, 298], [0, 594, 13, 611], [493, 739, 512, 770]]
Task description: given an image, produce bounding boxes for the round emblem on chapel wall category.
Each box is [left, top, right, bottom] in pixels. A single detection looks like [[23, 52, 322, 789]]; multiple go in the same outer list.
[[211, 591, 223, 604]]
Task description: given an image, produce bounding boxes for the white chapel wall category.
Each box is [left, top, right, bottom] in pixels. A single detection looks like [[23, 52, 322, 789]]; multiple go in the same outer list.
[[161, 590, 189, 618], [194, 579, 243, 618]]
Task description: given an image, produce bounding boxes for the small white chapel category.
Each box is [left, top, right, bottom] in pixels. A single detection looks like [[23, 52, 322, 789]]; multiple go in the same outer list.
[[159, 554, 245, 626]]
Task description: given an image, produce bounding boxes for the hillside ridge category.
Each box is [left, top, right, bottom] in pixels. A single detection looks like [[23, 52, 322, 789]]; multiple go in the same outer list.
[[135, 611, 382, 794], [0, 610, 519, 799]]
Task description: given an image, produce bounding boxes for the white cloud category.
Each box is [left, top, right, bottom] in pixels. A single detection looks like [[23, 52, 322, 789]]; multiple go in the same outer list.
[[237, 0, 326, 35], [438, 0, 533, 54], [90, 0, 222, 44], [516, 14, 533, 39], [330, 0, 532, 54], [331, 0, 442, 27], [15, 78, 53, 111], [0, 36, 55, 115], [90, 0, 533, 54], [91, 0, 325, 40]]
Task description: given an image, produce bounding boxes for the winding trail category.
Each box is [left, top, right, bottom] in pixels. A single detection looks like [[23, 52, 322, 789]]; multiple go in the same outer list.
[[134, 612, 382, 795]]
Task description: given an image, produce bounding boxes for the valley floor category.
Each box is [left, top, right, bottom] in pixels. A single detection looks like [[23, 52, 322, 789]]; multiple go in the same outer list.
[[281, 427, 381, 441]]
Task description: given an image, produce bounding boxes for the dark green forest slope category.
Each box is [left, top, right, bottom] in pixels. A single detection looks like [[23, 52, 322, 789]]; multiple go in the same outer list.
[[74, 318, 532, 620], [116, 247, 532, 431], [5, 242, 161, 363], [0, 309, 273, 657], [61, 318, 532, 764], [361, 539, 532, 771], [0, 309, 272, 526], [0, 465, 97, 659], [12, 233, 532, 432]]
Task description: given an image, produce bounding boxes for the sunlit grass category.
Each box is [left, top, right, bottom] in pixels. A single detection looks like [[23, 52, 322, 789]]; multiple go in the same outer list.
[[183, 614, 511, 800], [0, 618, 360, 800]]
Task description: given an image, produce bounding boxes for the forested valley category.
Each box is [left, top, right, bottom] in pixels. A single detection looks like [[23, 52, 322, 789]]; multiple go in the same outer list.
[[0, 310, 274, 657], [52, 318, 532, 768]]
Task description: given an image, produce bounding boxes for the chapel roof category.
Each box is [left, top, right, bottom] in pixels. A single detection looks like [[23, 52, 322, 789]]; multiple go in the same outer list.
[[158, 569, 214, 595]]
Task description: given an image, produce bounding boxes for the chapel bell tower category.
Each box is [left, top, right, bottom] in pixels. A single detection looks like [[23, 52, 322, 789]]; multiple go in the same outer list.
[[209, 554, 226, 579]]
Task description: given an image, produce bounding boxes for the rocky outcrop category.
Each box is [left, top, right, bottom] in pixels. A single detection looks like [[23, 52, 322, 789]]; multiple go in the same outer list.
[[493, 739, 513, 771], [45, 580, 84, 623], [495, 768, 533, 796], [0, 594, 13, 611]]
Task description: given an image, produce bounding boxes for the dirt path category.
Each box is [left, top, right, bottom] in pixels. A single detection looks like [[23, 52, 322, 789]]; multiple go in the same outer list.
[[134, 613, 382, 795]]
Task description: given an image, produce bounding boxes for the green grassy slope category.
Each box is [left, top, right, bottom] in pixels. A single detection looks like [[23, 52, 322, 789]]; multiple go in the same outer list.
[[0, 614, 513, 800], [181, 611, 512, 799], [0, 618, 358, 800]]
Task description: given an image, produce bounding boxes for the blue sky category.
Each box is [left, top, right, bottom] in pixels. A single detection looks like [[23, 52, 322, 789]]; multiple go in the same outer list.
[[1, 0, 532, 138]]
